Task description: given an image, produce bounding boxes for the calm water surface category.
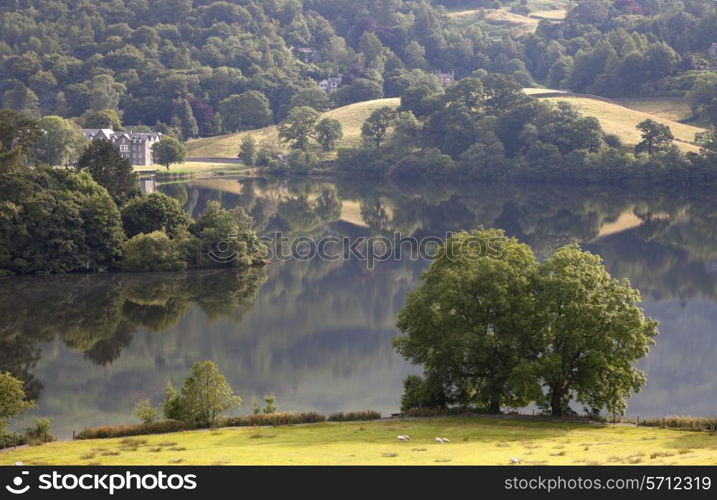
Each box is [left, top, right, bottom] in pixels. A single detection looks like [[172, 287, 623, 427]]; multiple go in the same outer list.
[[3, 177, 717, 437]]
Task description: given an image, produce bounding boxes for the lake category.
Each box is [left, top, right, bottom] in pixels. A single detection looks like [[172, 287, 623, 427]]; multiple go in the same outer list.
[[3, 176, 717, 437]]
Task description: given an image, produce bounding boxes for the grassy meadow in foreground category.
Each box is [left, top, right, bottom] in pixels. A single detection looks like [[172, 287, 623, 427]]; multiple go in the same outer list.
[[2, 417, 716, 466]]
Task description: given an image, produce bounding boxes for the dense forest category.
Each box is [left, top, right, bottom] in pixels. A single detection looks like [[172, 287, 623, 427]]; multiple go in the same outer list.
[[2, 0, 716, 139]]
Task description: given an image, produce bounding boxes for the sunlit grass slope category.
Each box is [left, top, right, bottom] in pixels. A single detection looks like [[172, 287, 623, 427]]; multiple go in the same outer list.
[[186, 98, 400, 159], [526, 90, 705, 152], [2, 417, 716, 466]]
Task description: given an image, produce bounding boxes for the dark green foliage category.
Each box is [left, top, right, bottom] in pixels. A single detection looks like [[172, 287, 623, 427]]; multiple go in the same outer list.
[[327, 410, 381, 422], [151, 136, 187, 170], [395, 232, 658, 416], [188, 201, 263, 268], [218, 92, 273, 132], [76, 139, 140, 204], [278, 106, 320, 150], [361, 106, 396, 148], [635, 119, 675, 155], [239, 136, 257, 166], [121, 192, 190, 239], [160, 361, 241, 427], [315, 118, 343, 151], [400, 375, 448, 412], [0, 167, 125, 274], [121, 231, 187, 273], [0, 109, 41, 173]]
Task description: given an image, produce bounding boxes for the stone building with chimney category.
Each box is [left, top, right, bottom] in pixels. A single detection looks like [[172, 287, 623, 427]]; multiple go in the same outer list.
[[81, 129, 162, 166]]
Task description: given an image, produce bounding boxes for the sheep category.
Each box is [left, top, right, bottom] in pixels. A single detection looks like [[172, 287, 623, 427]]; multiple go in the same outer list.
[[441, 437, 450, 443], [510, 457, 521, 464], [397, 435, 410, 442], [435, 437, 445, 443]]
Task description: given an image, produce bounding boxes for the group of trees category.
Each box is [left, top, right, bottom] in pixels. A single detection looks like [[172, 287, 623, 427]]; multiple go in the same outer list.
[[337, 73, 717, 184], [2, 0, 715, 146], [278, 106, 343, 152], [395, 228, 658, 417], [1, 0, 520, 138], [0, 109, 262, 275], [134, 361, 241, 428], [530, 0, 717, 96]]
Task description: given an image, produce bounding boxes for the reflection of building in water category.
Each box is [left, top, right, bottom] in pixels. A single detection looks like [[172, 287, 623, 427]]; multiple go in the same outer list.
[[140, 176, 156, 194]]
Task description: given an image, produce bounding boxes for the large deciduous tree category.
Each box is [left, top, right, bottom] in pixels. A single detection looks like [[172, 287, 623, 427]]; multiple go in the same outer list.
[[394, 232, 658, 417], [76, 139, 140, 203], [278, 106, 320, 150], [0, 109, 41, 173], [361, 106, 396, 148], [151, 136, 187, 170], [394, 229, 541, 413], [218, 91, 272, 132], [315, 118, 343, 151], [0, 372, 34, 432], [179, 360, 242, 427], [635, 119, 674, 155], [535, 245, 658, 416], [33, 116, 88, 167]]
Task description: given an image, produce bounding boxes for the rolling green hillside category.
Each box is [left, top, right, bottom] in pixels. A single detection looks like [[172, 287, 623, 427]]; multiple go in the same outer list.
[[186, 98, 400, 159]]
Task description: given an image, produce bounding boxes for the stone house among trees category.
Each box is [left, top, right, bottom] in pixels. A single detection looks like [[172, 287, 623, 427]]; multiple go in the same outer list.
[[81, 129, 162, 166], [318, 75, 343, 93], [432, 70, 455, 87]]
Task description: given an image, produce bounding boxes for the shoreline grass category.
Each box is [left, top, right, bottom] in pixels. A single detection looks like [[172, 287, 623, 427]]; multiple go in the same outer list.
[[2, 416, 715, 466]]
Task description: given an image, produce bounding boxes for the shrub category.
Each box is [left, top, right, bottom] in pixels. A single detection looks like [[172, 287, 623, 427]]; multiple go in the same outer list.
[[121, 231, 187, 272], [25, 417, 55, 443], [120, 192, 190, 239], [327, 410, 381, 422], [0, 431, 27, 449], [134, 399, 161, 424], [75, 420, 187, 440], [610, 415, 717, 432], [162, 383, 185, 421], [220, 412, 325, 427], [263, 393, 276, 414], [400, 375, 448, 412], [403, 407, 450, 418]]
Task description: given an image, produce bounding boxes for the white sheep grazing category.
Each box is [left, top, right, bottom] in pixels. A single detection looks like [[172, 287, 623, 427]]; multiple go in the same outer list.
[[510, 457, 521, 464], [435, 437, 445, 443], [441, 437, 450, 443], [397, 435, 409, 442]]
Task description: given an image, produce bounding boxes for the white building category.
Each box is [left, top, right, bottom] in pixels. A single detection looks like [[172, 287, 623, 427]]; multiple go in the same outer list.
[[318, 75, 343, 93]]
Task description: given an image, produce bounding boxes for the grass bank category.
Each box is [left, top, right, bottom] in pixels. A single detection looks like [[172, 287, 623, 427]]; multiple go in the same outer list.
[[526, 90, 705, 152], [185, 98, 401, 160], [2, 416, 716, 466]]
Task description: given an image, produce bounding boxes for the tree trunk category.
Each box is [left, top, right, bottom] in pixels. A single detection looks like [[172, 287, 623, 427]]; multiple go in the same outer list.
[[550, 388, 563, 417]]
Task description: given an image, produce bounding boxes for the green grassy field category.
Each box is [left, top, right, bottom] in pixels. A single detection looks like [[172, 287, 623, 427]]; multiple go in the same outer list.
[[614, 97, 695, 123], [525, 91, 705, 152], [133, 162, 249, 174], [185, 98, 400, 159], [2, 417, 716, 466], [446, 1, 568, 34]]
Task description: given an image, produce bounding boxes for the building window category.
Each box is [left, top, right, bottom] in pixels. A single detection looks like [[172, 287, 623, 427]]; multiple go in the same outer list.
[[119, 145, 129, 152]]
